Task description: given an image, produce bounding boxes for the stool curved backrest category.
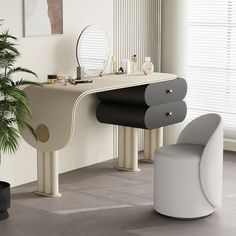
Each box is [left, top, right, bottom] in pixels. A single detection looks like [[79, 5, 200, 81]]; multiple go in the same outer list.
[[177, 114, 223, 208]]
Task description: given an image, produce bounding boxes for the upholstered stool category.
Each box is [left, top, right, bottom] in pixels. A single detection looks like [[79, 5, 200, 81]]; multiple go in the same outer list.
[[154, 114, 223, 219]]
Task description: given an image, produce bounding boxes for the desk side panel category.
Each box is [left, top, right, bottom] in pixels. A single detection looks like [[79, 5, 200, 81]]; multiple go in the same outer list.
[[21, 86, 79, 152], [58, 94, 114, 173]]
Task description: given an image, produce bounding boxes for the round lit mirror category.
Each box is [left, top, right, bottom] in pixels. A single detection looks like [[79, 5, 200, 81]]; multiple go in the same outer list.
[[76, 25, 110, 77]]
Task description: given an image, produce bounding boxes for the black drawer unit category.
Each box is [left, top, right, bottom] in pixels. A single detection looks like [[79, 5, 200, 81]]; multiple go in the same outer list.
[[96, 78, 187, 130]]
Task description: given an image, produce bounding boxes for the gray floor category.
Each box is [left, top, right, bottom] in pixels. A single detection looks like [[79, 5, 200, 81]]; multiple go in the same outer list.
[[1, 151, 236, 236]]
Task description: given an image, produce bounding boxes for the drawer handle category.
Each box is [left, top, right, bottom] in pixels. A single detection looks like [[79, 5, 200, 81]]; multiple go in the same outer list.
[[166, 112, 173, 117], [166, 89, 173, 94]]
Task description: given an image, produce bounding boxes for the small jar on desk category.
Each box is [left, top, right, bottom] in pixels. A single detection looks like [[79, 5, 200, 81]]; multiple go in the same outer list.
[[47, 75, 57, 84]]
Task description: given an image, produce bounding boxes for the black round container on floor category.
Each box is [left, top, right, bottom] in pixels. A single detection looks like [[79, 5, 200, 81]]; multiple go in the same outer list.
[[0, 181, 10, 220]]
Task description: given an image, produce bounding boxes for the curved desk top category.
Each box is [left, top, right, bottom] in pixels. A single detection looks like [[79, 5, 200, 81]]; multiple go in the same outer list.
[[21, 73, 177, 152]]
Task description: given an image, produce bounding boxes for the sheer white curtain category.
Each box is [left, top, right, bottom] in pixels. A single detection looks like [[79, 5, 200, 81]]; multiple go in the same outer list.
[[186, 0, 236, 139]]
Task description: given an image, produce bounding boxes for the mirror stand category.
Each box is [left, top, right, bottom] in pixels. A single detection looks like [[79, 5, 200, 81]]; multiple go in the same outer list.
[[76, 66, 85, 80]]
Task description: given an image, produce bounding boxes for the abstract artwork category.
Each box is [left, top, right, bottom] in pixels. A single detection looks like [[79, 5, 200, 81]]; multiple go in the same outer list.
[[24, 0, 63, 37]]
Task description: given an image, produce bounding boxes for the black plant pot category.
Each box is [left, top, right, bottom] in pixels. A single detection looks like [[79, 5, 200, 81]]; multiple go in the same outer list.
[[0, 181, 10, 221]]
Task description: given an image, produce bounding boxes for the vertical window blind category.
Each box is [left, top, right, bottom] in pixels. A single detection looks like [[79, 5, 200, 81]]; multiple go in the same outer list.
[[187, 0, 236, 139]]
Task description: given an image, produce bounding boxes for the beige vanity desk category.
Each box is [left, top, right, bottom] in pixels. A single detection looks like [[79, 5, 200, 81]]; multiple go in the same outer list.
[[21, 72, 181, 197]]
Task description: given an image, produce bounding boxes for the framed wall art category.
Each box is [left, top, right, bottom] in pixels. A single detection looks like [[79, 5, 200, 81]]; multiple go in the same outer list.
[[23, 0, 63, 37]]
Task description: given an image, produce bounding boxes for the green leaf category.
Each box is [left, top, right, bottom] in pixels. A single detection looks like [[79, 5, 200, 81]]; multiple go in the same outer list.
[[7, 67, 38, 78], [0, 126, 20, 154], [15, 79, 41, 88], [25, 123, 37, 141], [0, 29, 17, 40]]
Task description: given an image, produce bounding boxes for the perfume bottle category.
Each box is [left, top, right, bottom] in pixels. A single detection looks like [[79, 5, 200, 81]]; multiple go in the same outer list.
[[142, 57, 154, 75], [110, 56, 117, 74], [131, 54, 137, 73], [122, 59, 131, 74]]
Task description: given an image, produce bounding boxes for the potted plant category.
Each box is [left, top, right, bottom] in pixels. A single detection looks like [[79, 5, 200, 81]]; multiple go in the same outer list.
[[0, 29, 40, 220]]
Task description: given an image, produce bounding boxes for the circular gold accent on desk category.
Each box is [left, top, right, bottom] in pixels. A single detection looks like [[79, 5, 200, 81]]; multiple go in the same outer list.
[[36, 124, 49, 143]]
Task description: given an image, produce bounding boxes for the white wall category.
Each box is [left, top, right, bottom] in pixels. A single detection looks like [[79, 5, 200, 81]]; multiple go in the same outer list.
[[161, 0, 189, 145], [0, 0, 113, 187]]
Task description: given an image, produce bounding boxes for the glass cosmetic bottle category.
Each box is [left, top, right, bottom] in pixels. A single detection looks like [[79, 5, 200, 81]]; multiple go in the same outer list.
[[142, 57, 154, 75], [110, 56, 117, 74], [131, 54, 137, 73]]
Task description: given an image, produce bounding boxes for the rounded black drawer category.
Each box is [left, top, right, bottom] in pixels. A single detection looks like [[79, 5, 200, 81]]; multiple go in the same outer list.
[[144, 78, 187, 106], [96, 101, 187, 129], [145, 101, 187, 129], [96, 78, 187, 106]]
